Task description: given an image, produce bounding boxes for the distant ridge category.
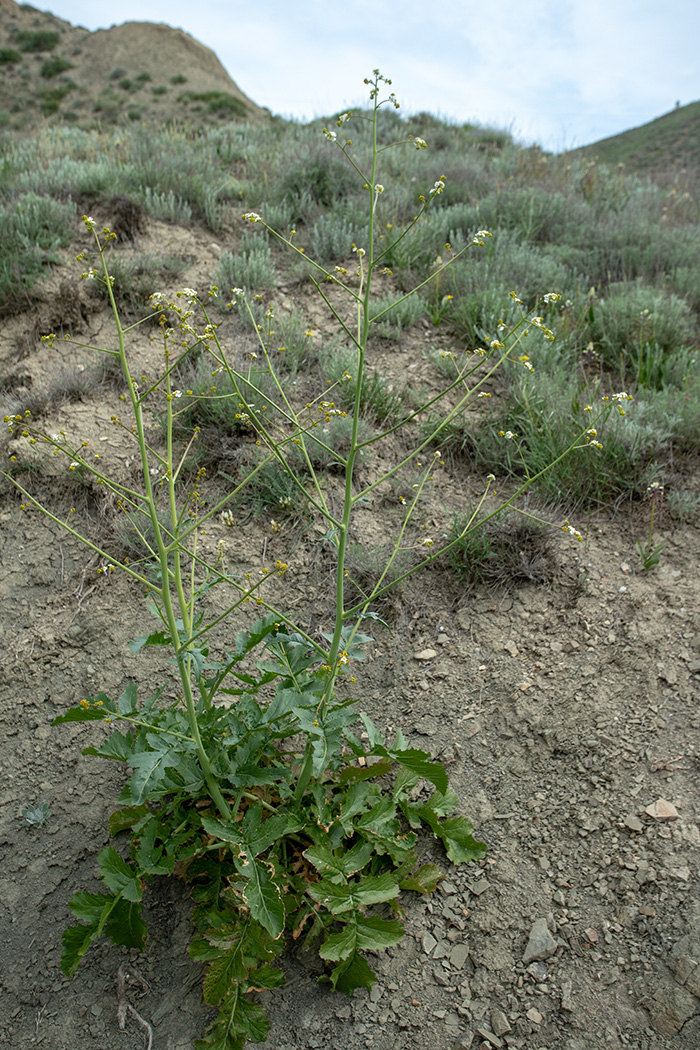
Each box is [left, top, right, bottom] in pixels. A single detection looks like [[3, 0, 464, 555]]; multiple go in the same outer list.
[[0, 0, 267, 130], [566, 100, 700, 173]]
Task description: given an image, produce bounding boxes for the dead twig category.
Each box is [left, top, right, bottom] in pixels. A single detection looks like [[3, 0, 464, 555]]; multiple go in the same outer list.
[[116, 964, 153, 1050]]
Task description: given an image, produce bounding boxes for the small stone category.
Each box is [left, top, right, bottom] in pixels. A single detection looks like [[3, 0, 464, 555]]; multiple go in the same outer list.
[[422, 932, 437, 956], [522, 918, 557, 965], [526, 1007, 543, 1024], [450, 943, 470, 970], [433, 939, 451, 959], [645, 799, 679, 820], [667, 866, 691, 881], [561, 979, 574, 1012], [476, 1028, 503, 1047], [470, 878, 491, 896], [452, 1034, 474, 1049], [584, 928, 599, 944], [623, 814, 643, 832], [490, 1008, 511, 1037], [414, 649, 438, 661]]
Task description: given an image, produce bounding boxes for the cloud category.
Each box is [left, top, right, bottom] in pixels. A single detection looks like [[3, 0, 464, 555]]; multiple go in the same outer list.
[[52, 0, 700, 150]]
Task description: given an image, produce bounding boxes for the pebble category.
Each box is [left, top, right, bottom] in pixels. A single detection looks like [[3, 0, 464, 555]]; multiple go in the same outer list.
[[526, 1007, 543, 1024], [645, 798, 679, 820], [414, 649, 438, 661], [422, 932, 437, 955], [490, 1008, 511, 1036], [522, 918, 557, 965], [450, 943, 470, 970], [476, 1028, 503, 1047], [470, 878, 491, 896], [561, 979, 574, 1012]]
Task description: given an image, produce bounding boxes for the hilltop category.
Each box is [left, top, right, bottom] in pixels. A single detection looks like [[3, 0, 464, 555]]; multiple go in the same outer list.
[[0, 0, 267, 130]]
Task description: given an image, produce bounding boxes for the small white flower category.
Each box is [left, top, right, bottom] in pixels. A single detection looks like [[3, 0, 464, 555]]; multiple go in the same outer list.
[[374, 184, 385, 193], [242, 212, 262, 223], [543, 292, 561, 303], [323, 128, 337, 142]]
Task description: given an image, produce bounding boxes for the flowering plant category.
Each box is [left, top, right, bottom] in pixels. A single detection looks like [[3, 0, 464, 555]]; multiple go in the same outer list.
[[3, 71, 630, 1049]]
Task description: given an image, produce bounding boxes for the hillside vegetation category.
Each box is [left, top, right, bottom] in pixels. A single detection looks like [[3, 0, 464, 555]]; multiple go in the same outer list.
[[1, 98, 699, 519], [569, 99, 700, 175]]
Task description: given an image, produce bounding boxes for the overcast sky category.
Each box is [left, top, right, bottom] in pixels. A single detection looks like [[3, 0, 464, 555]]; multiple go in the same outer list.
[[51, 0, 698, 152]]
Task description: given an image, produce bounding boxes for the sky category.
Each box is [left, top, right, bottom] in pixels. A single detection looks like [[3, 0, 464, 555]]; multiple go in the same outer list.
[[49, 0, 699, 152]]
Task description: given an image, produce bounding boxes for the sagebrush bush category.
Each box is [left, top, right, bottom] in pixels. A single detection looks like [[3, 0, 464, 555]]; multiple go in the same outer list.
[[214, 234, 277, 295]]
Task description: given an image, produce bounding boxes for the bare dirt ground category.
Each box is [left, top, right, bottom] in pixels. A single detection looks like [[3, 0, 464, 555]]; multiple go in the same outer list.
[[1, 219, 699, 1050]]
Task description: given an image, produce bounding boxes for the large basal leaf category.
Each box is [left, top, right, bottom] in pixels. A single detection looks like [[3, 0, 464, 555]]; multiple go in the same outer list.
[[434, 816, 487, 865], [195, 988, 271, 1050], [399, 862, 445, 894], [135, 816, 174, 876], [308, 873, 399, 915], [67, 890, 111, 927], [337, 756, 394, 786], [338, 780, 380, 826], [389, 748, 448, 795], [202, 931, 247, 1005], [234, 852, 285, 939], [62, 890, 146, 975], [354, 915, 404, 951], [303, 841, 374, 882], [103, 897, 148, 950], [98, 847, 142, 902], [354, 796, 400, 842], [319, 915, 403, 963], [61, 922, 100, 976], [327, 951, 376, 994], [109, 804, 149, 836], [318, 923, 357, 962], [201, 806, 298, 859]]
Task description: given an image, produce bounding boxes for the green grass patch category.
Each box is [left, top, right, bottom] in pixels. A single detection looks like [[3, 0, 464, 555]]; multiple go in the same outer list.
[[40, 56, 73, 78], [0, 48, 22, 65], [15, 30, 59, 52]]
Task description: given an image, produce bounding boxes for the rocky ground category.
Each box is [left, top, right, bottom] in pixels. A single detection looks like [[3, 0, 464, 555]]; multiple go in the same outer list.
[[0, 219, 699, 1050]]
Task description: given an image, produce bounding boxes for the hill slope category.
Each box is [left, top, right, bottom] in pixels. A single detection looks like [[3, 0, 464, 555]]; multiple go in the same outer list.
[[0, 0, 267, 130], [567, 99, 700, 173]]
